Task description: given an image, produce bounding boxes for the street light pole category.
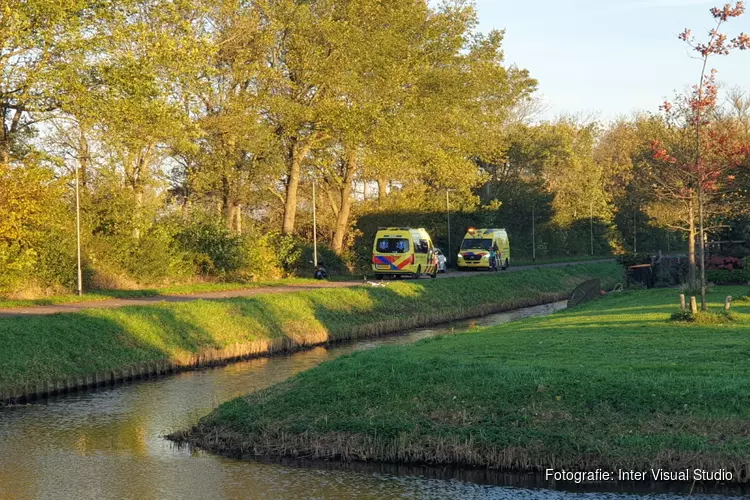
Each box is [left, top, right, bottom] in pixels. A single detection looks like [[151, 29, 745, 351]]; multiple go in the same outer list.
[[312, 175, 318, 268], [74, 162, 83, 296], [633, 205, 637, 253], [446, 189, 452, 266], [532, 202, 536, 263], [590, 198, 594, 256]]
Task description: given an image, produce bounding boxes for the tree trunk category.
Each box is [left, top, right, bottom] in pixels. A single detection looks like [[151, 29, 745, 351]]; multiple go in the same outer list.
[[332, 151, 358, 254], [125, 145, 153, 241], [222, 176, 233, 230], [698, 187, 707, 311], [235, 203, 242, 235], [326, 189, 340, 218], [688, 199, 696, 289], [1, 107, 24, 164], [377, 178, 387, 202], [133, 189, 143, 240], [282, 140, 313, 235]]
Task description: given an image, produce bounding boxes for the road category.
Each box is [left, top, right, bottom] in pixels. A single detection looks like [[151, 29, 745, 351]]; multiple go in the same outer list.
[[0, 259, 614, 317]]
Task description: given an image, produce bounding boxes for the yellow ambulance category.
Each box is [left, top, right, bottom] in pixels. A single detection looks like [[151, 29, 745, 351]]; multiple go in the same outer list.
[[456, 228, 511, 271], [371, 227, 439, 279]]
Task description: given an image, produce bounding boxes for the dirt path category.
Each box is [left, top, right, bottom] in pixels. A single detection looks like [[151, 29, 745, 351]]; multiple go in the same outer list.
[[0, 259, 614, 317]]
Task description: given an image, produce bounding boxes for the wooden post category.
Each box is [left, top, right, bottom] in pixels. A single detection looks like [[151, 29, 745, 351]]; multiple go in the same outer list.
[[690, 296, 698, 315], [725, 295, 732, 312], [680, 294, 686, 311]]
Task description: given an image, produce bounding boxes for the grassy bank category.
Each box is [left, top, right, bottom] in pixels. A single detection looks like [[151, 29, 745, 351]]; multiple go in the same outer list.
[[511, 255, 613, 266], [0, 263, 620, 399], [178, 285, 750, 481], [0, 278, 317, 309]]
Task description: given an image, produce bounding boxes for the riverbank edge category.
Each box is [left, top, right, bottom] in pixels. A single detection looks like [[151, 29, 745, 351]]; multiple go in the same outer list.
[[0, 291, 572, 405], [0, 264, 621, 405], [168, 287, 750, 484]]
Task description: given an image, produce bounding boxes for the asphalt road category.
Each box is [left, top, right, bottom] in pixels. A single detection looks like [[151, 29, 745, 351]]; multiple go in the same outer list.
[[0, 259, 614, 317]]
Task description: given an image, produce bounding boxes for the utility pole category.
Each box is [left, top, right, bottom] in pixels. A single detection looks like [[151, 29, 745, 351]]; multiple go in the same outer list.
[[446, 189, 452, 267], [74, 162, 83, 296], [312, 176, 318, 268], [590, 198, 594, 256], [633, 205, 637, 253], [532, 202, 536, 263]]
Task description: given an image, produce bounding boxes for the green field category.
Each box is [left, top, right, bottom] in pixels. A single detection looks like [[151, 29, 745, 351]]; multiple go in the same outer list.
[[179, 285, 750, 479], [0, 263, 620, 397]]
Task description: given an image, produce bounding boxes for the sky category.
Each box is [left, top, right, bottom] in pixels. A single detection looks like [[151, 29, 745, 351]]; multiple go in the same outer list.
[[475, 0, 750, 122]]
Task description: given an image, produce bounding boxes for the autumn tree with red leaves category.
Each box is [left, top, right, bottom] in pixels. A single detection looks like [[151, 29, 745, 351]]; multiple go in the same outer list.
[[650, 2, 750, 310]]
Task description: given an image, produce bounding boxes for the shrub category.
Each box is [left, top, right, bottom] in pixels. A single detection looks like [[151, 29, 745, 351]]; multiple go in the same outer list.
[[234, 232, 284, 281], [617, 252, 651, 268], [706, 268, 750, 285], [174, 218, 244, 278], [707, 256, 744, 271], [670, 310, 735, 324], [266, 233, 350, 276]]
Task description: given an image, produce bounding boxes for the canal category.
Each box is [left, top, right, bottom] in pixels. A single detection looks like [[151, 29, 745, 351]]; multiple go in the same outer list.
[[0, 302, 740, 499]]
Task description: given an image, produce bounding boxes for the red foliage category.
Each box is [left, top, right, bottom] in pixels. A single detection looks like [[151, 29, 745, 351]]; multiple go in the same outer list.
[[734, 32, 750, 49], [651, 4, 750, 192], [710, 2, 745, 21], [707, 256, 744, 270]]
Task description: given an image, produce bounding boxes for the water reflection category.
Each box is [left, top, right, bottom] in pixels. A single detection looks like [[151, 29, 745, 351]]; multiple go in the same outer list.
[[0, 302, 739, 499]]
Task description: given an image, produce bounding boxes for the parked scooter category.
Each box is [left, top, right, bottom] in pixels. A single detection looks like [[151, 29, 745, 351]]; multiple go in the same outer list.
[[314, 263, 328, 280]]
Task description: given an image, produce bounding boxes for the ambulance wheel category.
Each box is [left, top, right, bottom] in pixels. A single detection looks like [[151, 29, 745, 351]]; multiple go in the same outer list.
[[415, 265, 422, 279], [376, 274, 384, 280], [502, 258, 509, 270], [430, 269, 437, 279]]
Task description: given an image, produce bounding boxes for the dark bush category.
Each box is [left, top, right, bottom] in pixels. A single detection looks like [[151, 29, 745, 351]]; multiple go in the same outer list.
[[617, 252, 651, 268], [174, 219, 244, 277], [706, 268, 750, 285]]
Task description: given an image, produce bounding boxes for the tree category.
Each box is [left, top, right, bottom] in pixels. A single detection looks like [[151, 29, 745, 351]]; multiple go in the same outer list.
[[651, 1, 749, 309], [0, 0, 108, 164]]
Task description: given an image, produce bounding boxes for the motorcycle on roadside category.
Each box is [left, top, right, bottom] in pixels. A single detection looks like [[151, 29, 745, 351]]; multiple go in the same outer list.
[[314, 263, 328, 280]]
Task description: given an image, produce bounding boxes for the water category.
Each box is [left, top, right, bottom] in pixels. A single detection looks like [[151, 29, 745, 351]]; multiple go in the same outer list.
[[0, 302, 740, 499]]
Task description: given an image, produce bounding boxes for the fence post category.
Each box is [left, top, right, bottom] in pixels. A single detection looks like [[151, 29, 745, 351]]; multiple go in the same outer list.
[[725, 296, 732, 312], [690, 296, 698, 315], [680, 294, 686, 311]]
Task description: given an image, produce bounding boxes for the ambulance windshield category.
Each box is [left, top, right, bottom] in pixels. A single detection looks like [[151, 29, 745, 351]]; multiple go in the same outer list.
[[461, 239, 493, 250]]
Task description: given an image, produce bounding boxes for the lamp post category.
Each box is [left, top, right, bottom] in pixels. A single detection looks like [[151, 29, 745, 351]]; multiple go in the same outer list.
[[312, 175, 318, 268], [633, 205, 637, 253], [74, 162, 83, 296], [590, 198, 594, 256], [532, 202, 536, 263], [446, 189, 453, 267]]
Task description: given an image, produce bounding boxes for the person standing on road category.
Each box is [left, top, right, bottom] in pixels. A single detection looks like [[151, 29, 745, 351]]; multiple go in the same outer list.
[[490, 244, 498, 271]]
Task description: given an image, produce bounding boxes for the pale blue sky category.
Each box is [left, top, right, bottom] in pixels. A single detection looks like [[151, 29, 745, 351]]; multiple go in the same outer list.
[[475, 0, 750, 121]]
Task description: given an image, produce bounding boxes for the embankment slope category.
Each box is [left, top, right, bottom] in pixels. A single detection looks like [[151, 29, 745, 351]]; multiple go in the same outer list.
[[0, 263, 621, 401], [177, 285, 750, 481]]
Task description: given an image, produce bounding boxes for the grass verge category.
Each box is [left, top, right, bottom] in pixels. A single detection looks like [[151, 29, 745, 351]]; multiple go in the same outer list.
[[0, 278, 318, 309], [511, 255, 613, 266], [0, 263, 621, 399], [176, 285, 750, 481]]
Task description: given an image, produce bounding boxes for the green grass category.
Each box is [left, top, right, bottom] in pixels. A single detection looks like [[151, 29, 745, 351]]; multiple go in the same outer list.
[[511, 254, 613, 266], [0, 278, 318, 309], [182, 284, 750, 479], [0, 263, 621, 395]]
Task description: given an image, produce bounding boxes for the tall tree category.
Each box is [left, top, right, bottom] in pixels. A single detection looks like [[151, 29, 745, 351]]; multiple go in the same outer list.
[[651, 1, 749, 309]]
